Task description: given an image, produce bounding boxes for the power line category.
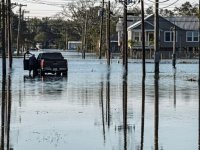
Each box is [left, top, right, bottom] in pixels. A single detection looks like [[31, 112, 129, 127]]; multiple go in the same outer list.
[[13, 0, 81, 6], [143, 0, 198, 9], [147, 0, 170, 4], [160, 0, 183, 9]]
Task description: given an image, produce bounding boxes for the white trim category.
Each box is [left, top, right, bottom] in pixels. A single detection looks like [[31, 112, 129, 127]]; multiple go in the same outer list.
[[133, 29, 154, 32]]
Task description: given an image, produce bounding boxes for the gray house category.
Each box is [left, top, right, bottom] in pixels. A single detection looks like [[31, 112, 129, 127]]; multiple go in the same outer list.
[[117, 14, 199, 58]]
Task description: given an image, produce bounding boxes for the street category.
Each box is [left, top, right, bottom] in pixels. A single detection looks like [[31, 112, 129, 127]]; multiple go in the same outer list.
[[0, 55, 199, 150]]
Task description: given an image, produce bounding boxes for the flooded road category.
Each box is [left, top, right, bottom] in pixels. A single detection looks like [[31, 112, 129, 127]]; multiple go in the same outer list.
[[0, 54, 199, 150]]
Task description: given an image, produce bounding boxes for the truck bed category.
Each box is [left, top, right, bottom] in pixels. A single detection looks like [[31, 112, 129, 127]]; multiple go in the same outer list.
[[37, 52, 68, 76]]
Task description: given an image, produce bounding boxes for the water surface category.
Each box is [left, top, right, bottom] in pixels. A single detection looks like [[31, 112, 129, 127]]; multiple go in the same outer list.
[[0, 55, 199, 150]]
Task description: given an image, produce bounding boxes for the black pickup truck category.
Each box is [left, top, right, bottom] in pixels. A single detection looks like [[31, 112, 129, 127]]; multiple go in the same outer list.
[[37, 52, 68, 76]]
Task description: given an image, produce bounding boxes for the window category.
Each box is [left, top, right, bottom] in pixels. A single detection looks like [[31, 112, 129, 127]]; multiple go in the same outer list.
[[164, 31, 177, 42], [149, 33, 154, 41], [134, 32, 140, 42], [186, 32, 193, 41], [186, 31, 199, 42], [194, 31, 199, 41]]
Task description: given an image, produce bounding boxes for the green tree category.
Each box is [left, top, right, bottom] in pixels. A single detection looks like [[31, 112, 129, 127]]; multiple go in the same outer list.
[[145, 6, 174, 16], [174, 1, 198, 16], [34, 32, 48, 43], [145, 6, 153, 15], [11, 13, 29, 50], [160, 8, 174, 17], [27, 17, 68, 49], [61, 0, 119, 53]]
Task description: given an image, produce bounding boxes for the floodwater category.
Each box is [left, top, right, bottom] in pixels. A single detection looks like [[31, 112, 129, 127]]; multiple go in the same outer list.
[[0, 51, 199, 150]]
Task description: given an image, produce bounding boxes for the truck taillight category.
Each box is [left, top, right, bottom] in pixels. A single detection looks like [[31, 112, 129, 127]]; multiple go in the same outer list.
[[41, 59, 45, 68]]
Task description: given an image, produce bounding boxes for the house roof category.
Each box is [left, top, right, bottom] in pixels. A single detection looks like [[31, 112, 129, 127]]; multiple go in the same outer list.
[[165, 16, 199, 30], [127, 14, 154, 30], [127, 20, 155, 30]]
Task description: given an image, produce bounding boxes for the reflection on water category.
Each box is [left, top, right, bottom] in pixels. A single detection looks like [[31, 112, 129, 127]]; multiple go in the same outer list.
[[100, 76, 105, 142], [6, 74, 12, 150], [199, 84, 200, 150], [173, 71, 176, 108], [140, 77, 145, 150], [23, 75, 68, 97], [123, 73, 128, 150], [0, 58, 200, 150], [1, 75, 6, 149], [1, 73, 12, 150], [154, 78, 159, 150], [106, 67, 111, 128]]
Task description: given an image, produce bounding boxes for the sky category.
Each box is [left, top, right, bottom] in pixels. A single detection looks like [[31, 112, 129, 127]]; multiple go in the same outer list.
[[12, 0, 198, 18]]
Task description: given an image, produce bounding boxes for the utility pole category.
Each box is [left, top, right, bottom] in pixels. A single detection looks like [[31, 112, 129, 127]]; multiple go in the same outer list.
[[198, 0, 200, 83], [2, 0, 6, 76], [16, 5, 22, 56], [81, 24, 84, 55], [16, 4, 26, 56], [106, 1, 111, 65], [7, 0, 12, 68], [172, 26, 176, 69], [0, 3, 1, 51], [82, 10, 88, 59], [154, 0, 160, 77], [99, 0, 104, 59], [141, 0, 146, 78], [65, 29, 68, 50], [22, 9, 29, 52], [123, 0, 128, 74], [0, 3, 1, 31]]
